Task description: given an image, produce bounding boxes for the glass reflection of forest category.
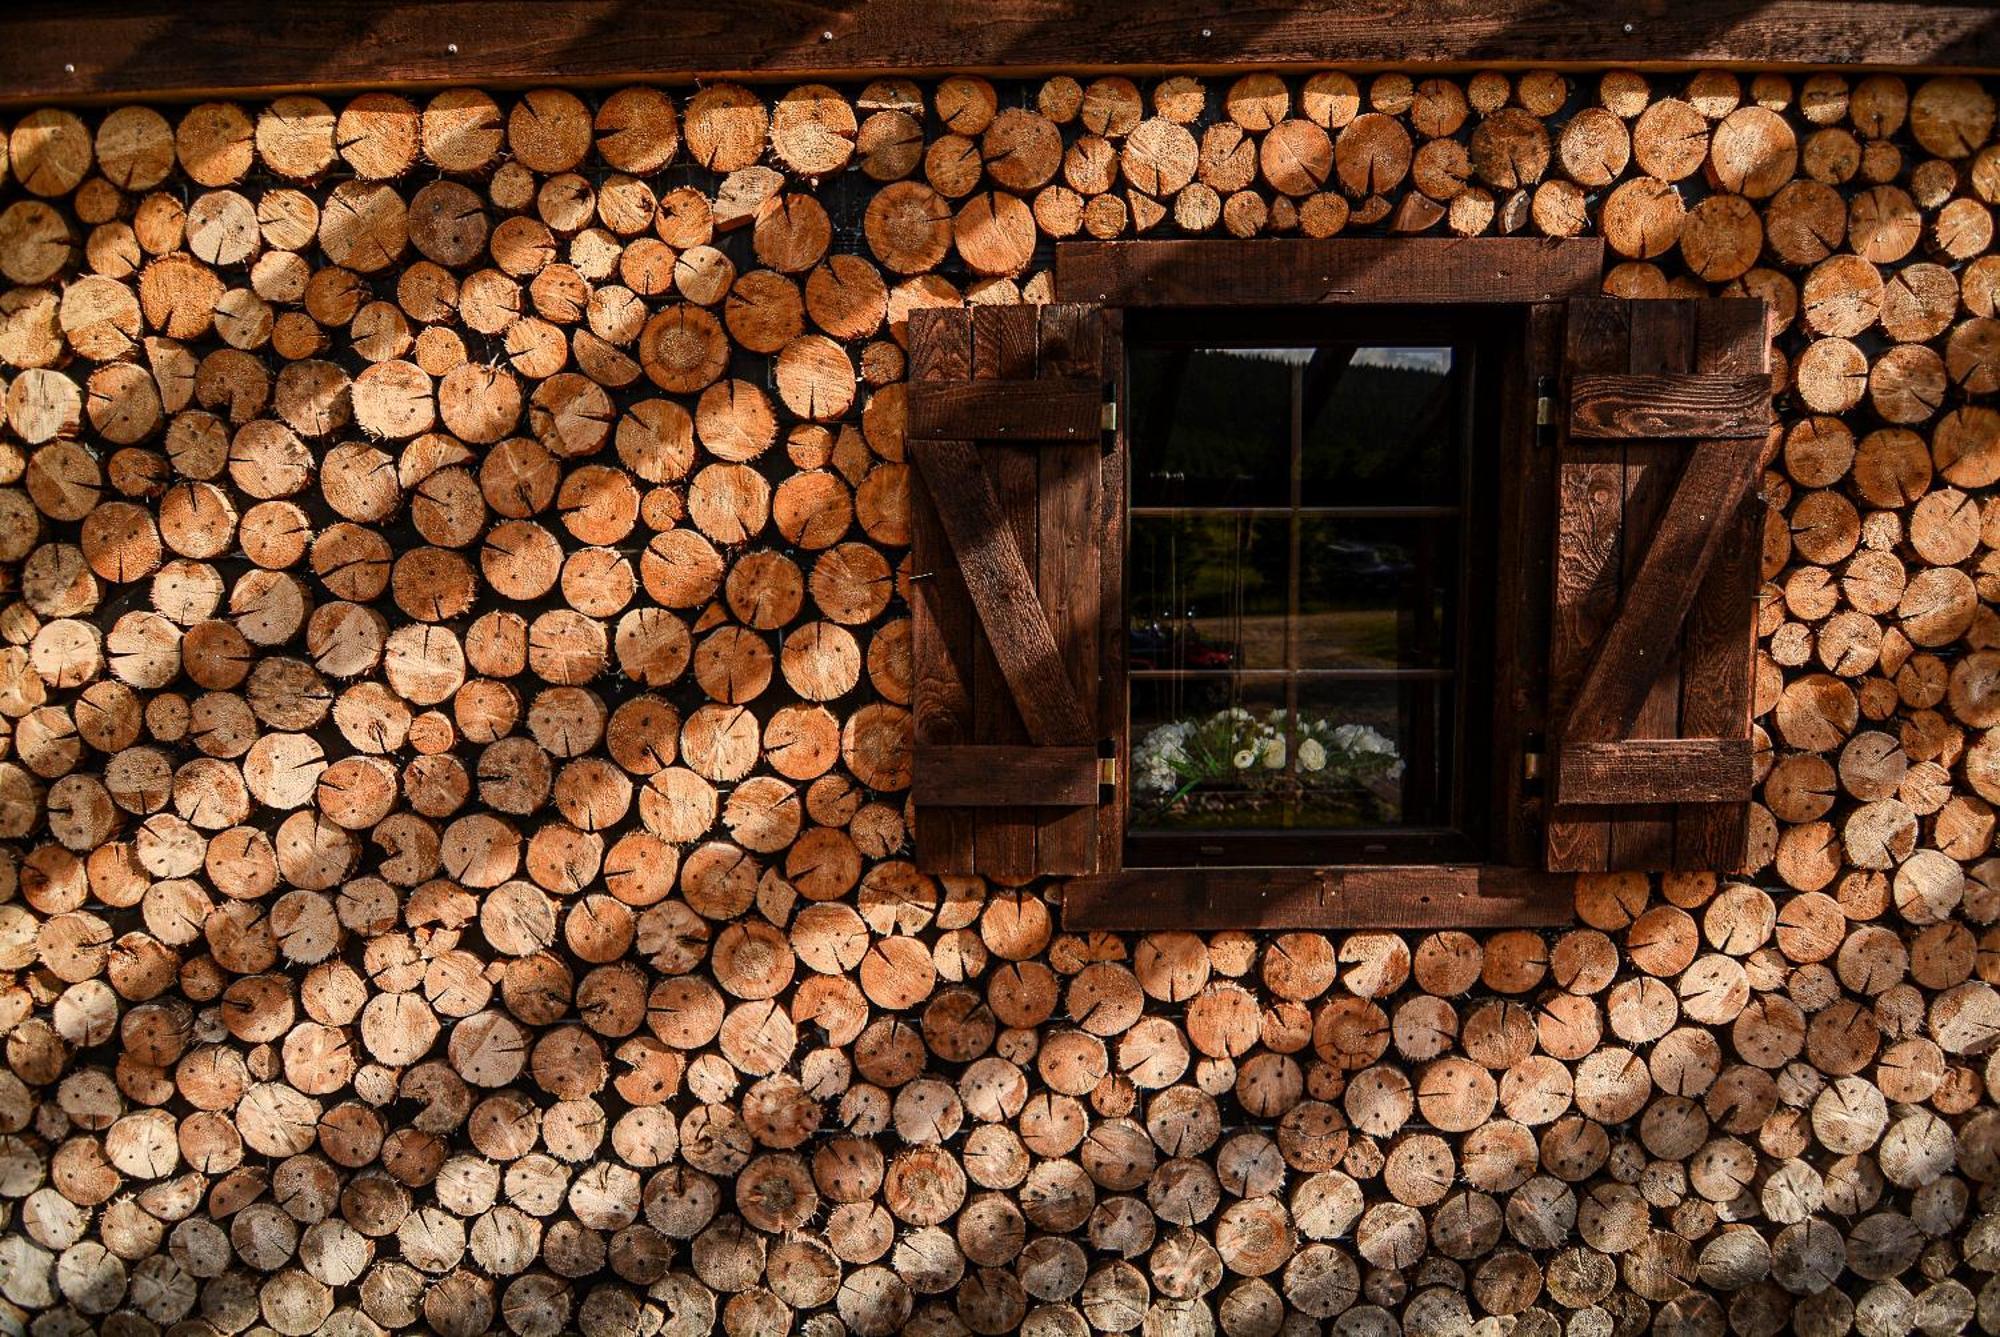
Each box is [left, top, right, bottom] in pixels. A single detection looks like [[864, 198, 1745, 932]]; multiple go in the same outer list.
[[1128, 345, 1457, 509], [1128, 345, 1458, 683]]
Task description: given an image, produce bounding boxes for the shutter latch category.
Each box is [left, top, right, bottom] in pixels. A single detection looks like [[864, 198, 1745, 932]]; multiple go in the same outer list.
[[1535, 376, 1555, 434], [1098, 756, 1118, 786], [1100, 400, 1118, 433]]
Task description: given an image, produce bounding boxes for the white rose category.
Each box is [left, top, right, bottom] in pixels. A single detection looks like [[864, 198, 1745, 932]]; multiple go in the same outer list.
[[1261, 739, 1286, 769], [1298, 739, 1326, 772], [1233, 749, 1257, 769]]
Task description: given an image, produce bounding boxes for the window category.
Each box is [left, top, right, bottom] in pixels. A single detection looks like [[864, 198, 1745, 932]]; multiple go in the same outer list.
[[903, 238, 1772, 928], [1124, 311, 1491, 867]]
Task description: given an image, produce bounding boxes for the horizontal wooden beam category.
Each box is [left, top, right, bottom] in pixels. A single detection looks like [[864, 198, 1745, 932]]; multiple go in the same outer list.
[[1557, 739, 1755, 804], [1055, 238, 1604, 308], [1062, 865, 1574, 929], [914, 745, 1099, 805], [1569, 373, 1773, 439], [2, 3, 1997, 107], [908, 381, 1103, 442]]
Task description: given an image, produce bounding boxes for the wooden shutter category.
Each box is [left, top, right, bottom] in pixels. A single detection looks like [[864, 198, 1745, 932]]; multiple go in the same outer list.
[[1546, 298, 1772, 873], [906, 303, 1119, 880]]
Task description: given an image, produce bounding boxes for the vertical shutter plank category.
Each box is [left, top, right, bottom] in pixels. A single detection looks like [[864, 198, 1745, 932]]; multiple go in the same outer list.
[[1034, 304, 1104, 875], [973, 305, 1042, 883], [1678, 301, 1771, 870], [1546, 300, 1629, 871], [1613, 302, 1697, 870], [910, 309, 977, 873]]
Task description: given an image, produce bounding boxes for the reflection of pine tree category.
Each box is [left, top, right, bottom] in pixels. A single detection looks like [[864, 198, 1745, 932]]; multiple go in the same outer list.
[[1304, 359, 1452, 502], [1130, 347, 1453, 508], [1132, 519, 1267, 619]]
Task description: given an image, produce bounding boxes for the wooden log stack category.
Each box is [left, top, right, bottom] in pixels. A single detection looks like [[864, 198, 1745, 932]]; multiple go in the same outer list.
[[0, 67, 1998, 1337]]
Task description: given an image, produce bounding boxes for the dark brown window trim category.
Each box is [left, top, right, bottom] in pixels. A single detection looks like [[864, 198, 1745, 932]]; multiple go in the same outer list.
[[1062, 235, 1600, 929], [1054, 237, 1605, 308], [1062, 864, 1574, 930]]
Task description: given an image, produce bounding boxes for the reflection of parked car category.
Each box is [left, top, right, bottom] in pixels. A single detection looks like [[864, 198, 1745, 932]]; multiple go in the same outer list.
[[1130, 619, 1237, 670], [1310, 540, 1411, 593]]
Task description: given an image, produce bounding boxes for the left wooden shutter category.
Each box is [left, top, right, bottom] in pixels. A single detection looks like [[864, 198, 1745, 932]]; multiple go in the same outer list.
[[906, 303, 1119, 881], [1545, 297, 1773, 873]]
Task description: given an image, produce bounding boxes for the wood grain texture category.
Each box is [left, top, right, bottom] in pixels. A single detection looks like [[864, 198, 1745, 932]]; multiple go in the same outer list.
[[1064, 866, 1576, 928], [1545, 299, 1629, 870], [1056, 237, 1605, 306], [1675, 299, 1769, 870], [1487, 302, 1564, 868], [6, 4, 2000, 107], [909, 438, 1092, 748], [967, 303, 1042, 881], [907, 305, 1109, 878], [913, 743, 1098, 803], [1548, 298, 1770, 871], [1557, 738, 1755, 803], [1569, 371, 1773, 438], [1611, 300, 1696, 870], [907, 379, 1102, 441], [1029, 304, 1105, 874], [909, 307, 978, 871]]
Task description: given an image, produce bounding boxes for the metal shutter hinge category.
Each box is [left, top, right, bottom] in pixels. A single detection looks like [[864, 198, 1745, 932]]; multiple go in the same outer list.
[[1100, 401, 1118, 432], [1098, 757, 1118, 786]]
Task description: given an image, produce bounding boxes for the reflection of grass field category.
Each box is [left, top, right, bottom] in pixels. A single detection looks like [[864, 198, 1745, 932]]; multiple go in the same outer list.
[[1188, 610, 1404, 669]]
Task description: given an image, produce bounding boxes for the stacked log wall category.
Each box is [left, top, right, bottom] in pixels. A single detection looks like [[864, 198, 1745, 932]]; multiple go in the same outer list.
[[0, 68, 1999, 1336]]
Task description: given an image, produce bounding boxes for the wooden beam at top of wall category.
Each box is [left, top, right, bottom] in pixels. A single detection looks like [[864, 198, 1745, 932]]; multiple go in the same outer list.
[[1, 1, 1998, 107]]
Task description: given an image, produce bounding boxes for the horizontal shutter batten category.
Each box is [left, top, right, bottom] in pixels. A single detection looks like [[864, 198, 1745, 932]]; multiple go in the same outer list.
[[1569, 372, 1771, 438], [908, 379, 1102, 441], [914, 745, 1099, 805], [1557, 739, 1753, 804]]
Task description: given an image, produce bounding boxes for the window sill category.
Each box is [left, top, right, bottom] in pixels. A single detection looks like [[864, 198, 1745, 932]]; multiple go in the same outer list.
[[1060, 864, 1574, 930]]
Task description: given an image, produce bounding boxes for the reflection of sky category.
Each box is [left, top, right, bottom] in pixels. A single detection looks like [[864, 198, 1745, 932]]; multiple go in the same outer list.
[[1216, 345, 1454, 373]]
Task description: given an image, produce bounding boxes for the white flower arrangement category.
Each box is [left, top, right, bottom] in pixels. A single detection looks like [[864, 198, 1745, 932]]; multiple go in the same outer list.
[[1131, 706, 1405, 812]]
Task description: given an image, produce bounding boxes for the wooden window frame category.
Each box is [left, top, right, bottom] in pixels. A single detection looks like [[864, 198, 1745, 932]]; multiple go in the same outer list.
[[1056, 237, 1602, 930], [1120, 307, 1494, 869]]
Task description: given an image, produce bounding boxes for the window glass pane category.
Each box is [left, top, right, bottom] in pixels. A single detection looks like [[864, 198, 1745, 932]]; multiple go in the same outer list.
[[1296, 518, 1459, 670], [1131, 679, 1442, 833], [1130, 516, 1288, 671], [1129, 347, 1293, 507], [1301, 346, 1458, 507], [1123, 329, 1476, 863], [1295, 678, 1454, 828]]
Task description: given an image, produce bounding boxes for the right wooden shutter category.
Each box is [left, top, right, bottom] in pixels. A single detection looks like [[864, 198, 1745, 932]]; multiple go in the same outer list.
[[1545, 297, 1773, 873], [905, 303, 1120, 882]]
